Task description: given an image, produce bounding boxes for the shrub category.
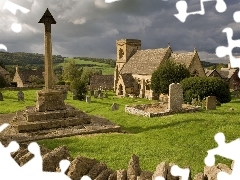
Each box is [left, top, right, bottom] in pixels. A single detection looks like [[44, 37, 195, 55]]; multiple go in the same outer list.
[[0, 75, 6, 88], [71, 79, 87, 101], [180, 77, 231, 103]]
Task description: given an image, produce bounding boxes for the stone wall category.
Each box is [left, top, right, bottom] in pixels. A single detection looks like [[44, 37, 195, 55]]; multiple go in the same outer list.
[[12, 143, 233, 180], [125, 104, 200, 118]]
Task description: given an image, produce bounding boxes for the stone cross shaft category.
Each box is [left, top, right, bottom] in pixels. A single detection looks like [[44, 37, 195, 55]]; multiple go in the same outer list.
[[38, 8, 56, 90]]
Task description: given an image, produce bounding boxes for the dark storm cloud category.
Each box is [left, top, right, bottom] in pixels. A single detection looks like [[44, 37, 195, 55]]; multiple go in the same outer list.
[[0, 0, 240, 62]]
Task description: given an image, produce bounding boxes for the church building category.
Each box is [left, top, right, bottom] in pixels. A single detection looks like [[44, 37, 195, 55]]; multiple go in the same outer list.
[[114, 39, 206, 99]]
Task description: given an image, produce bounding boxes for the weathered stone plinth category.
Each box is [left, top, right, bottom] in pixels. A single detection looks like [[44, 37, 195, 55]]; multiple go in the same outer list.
[[14, 105, 91, 133], [36, 90, 66, 112]]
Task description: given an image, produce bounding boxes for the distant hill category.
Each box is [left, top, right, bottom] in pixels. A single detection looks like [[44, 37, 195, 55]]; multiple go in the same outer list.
[[0, 52, 64, 66], [73, 57, 116, 68], [201, 61, 227, 70]]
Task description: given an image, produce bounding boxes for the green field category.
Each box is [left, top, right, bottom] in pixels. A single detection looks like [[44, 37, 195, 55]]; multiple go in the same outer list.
[[0, 89, 239, 177], [57, 58, 114, 75]]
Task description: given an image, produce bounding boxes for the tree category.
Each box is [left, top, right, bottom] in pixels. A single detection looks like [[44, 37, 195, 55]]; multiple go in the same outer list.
[[180, 77, 231, 103], [71, 78, 87, 100], [62, 60, 83, 84], [151, 58, 190, 94]]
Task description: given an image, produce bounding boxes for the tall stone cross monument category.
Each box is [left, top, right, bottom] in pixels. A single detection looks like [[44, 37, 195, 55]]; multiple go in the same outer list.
[[38, 8, 56, 90], [36, 9, 65, 112]]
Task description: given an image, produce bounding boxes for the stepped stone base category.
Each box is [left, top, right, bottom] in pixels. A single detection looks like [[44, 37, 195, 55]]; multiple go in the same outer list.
[[13, 105, 90, 133]]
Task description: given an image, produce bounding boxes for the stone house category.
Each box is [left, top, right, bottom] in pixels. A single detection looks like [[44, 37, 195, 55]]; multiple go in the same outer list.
[[13, 66, 44, 87], [114, 39, 206, 99], [89, 75, 114, 90], [205, 63, 240, 90], [0, 66, 11, 84]]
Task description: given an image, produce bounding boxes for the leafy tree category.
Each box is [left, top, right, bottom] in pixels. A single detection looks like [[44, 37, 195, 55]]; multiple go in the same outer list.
[[62, 60, 83, 84], [71, 78, 87, 100], [80, 68, 102, 84], [151, 59, 190, 94], [180, 77, 231, 103]]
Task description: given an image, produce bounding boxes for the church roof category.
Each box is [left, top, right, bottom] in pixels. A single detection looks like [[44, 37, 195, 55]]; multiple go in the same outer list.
[[89, 75, 114, 89], [120, 47, 170, 75], [121, 73, 135, 88], [171, 52, 195, 68], [217, 68, 238, 79]]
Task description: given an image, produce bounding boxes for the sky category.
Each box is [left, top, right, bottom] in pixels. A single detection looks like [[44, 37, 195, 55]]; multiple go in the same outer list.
[[0, 0, 240, 63]]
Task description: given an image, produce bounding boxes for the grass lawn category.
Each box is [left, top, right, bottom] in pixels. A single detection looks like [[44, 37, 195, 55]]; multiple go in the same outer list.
[[0, 89, 239, 176]]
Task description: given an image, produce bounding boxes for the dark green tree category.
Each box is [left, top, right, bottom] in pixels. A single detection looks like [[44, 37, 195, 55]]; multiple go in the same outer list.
[[151, 58, 190, 94]]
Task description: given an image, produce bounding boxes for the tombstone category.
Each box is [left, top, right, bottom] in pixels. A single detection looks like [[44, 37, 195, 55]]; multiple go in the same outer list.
[[104, 93, 108, 98], [111, 103, 119, 111], [97, 89, 102, 95], [86, 96, 91, 103], [168, 83, 183, 112], [0, 92, 3, 101], [72, 89, 77, 100], [17, 90, 24, 101], [94, 90, 99, 98], [90, 89, 94, 96], [206, 96, 216, 110], [98, 92, 103, 99]]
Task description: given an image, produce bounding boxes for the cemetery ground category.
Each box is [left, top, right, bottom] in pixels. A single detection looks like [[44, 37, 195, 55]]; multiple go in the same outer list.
[[0, 89, 240, 176]]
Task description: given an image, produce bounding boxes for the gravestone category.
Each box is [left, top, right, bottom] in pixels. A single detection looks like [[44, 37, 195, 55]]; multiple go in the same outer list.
[[111, 103, 119, 111], [0, 92, 3, 101], [104, 93, 108, 98], [97, 89, 102, 95], [72, 89, 77, 100], [206, 96, 216, 110], [86, 96, 91, 103], [94, 91, 99, 98], [90, 89, 94, 96], [99, 93, 103, 99], [17, 90, 24, 101], [168, 83, 183, 112]]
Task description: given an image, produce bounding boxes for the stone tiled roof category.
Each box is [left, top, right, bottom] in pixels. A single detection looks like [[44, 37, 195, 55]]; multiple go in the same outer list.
[[121, 74, 134, 88], [120, 47, 170, 75], [171, 52, 195, 68], [18, 69, 44, 83], [205, 69, 215, 77], [90, 75, 114, 89], [217, 68, 238, 79]]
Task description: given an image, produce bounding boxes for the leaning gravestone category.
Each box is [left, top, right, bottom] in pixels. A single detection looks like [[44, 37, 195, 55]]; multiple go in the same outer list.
[[168, 83, 183, 112], [206, 96, 216, 110], [0, 92, 3, 101], [17, 90, 24, 101], [111, 103, 119, 111], [86, 96, 91, 103]]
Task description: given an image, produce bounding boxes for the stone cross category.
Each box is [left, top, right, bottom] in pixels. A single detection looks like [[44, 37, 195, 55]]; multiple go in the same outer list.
[[38, 8, 56, 90]]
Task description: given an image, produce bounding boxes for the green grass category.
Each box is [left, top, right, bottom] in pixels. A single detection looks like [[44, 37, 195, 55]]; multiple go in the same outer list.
[[1, 89, 239, 177], [56, 58, 114, 75]]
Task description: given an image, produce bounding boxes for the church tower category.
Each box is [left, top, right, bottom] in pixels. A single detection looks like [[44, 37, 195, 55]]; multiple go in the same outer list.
[[114, 39, 141, 91]]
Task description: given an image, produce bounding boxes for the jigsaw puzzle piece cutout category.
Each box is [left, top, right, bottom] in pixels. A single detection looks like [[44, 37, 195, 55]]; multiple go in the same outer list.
[[21, 142, 42, 174], [154, 177, 165, 180], [81, 175, 92, 180], [171, 165, 190, 180], [233, 11, 240, 23], [174, 0, 227, 23], [0, 123, 9, 132], [205, 133, 240, 179], [215, 27, 240, 77]]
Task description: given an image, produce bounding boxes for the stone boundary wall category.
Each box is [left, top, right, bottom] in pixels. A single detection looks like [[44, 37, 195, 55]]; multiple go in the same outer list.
[[125, 104, 201, 118], [12, 143, 233, 180]]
